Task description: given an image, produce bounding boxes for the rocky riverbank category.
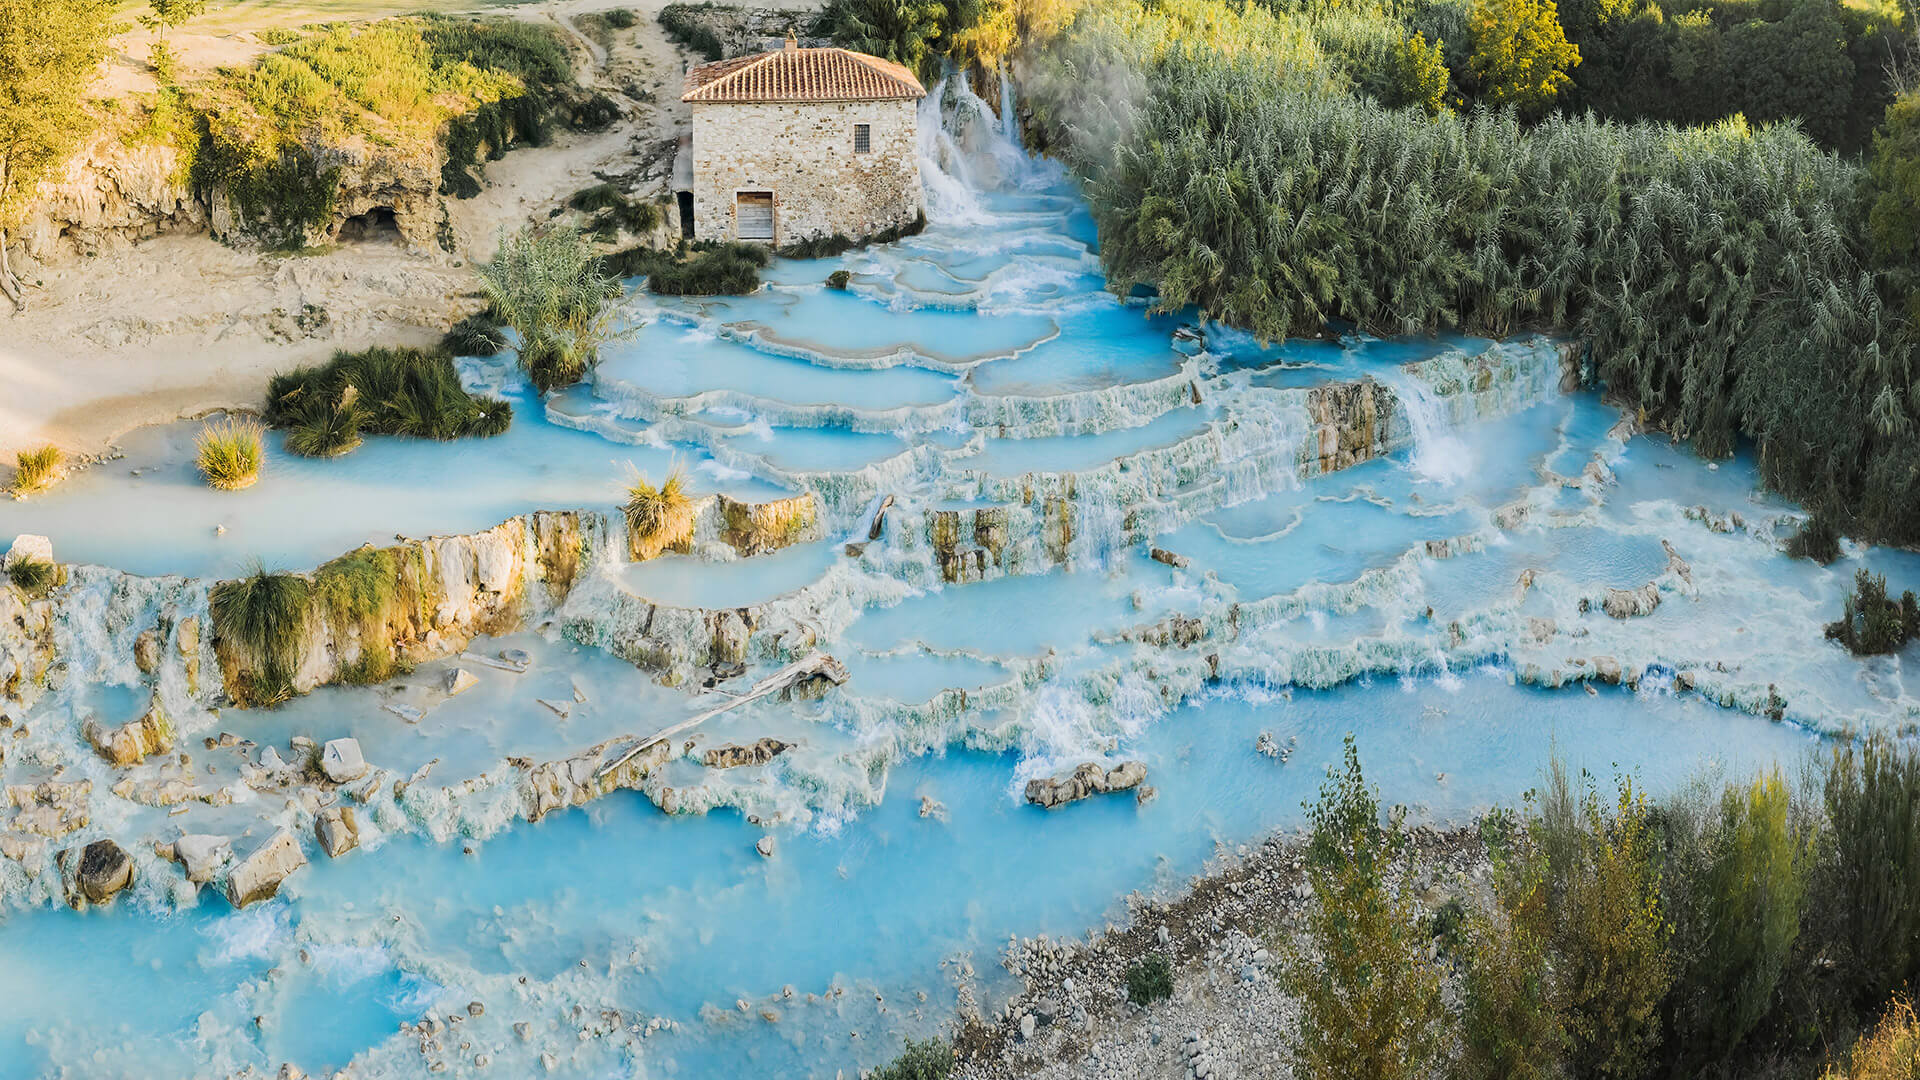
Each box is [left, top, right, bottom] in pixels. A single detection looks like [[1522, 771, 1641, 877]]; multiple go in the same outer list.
[[952, 823, 1489, 1080]]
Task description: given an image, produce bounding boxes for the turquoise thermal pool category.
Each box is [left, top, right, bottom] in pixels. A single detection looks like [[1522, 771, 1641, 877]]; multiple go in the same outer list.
[[0, 77, 1908, 1080]]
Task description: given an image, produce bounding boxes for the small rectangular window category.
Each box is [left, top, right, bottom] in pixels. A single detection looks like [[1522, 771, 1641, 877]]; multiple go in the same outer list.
[[853, 123, 871, 153]]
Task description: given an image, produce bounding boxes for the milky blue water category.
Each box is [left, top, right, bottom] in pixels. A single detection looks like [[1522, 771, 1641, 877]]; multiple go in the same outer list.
[[0, 78, 1911, 1080]]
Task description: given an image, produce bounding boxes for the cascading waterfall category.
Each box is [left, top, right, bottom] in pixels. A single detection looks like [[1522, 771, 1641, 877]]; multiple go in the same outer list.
[[1383, 367, 1473, 485]]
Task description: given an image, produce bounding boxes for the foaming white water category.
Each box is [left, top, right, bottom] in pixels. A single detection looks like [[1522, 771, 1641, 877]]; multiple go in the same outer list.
[[917, 72, 1066, 227], [1385, 369, 1473, 485]]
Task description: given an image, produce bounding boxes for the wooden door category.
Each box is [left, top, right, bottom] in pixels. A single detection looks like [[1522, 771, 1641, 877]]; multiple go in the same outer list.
[[736, 192, 774, 241]]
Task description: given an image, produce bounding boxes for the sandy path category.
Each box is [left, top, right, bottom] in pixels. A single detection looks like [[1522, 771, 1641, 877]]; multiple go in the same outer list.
[[1, 0, 814, 466]]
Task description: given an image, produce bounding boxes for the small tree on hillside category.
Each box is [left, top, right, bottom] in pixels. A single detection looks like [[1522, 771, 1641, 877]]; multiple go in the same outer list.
[[1467, 0, 1580, 115], [1282, 735, 1449, 1080], [0, 0, 114, 312]]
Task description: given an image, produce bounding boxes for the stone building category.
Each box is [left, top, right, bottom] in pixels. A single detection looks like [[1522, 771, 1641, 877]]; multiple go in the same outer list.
[[679, 39, 926, 245]]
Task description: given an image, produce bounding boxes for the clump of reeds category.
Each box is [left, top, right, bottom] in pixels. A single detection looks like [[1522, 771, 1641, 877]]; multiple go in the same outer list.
[[196, 417, 265, 491]]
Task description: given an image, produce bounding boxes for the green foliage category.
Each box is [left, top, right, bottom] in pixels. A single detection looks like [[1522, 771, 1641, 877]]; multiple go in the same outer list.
[[1386, 31, 1449, 114], [1467, 0, 1580, 114], [1805, 737, 1920, 1013], [266, 346, 511, 456], [776, 211, 927, 258], [608, 240, 770, 296], [604, 9, 638, 31], [195, 417, 265, 491], [820, 0, 954, 79], [1124, 953, 1174, 1007], [478, 227, 621, 393], [827, 269, 853, 290], [1660, 772, 1805, 1069], [210, 565, 311, 707], [870, 1037, 953, 1080], [568, 183, 662, 240], [1024, 3, 1920, 546], [1563, 0, 1892, 152], [1789, 513, 1843, 565], [659, 3, 727, 62], [442, 312, 507, 358], [9, 444, 63, 496], [0, 0, 115, 308], [140, 0, 206, 40], [1283, 735, 1447, 1080], [3, 554, 55, 597], [1825, 569, 1919, 656], [1458, 870, 1565, 1080], [1537, 763, 1671, 1079], [313, 545, 414, 683]]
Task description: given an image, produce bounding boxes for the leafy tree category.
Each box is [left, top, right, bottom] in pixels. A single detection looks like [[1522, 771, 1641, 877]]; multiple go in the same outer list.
[[820, 0, 952, 79], [1869, 88, 1920, 322], [1459, 852, 1566, 1080], [1660, 773, 1804, 1070], [947, 0, 1079, 75], [1386, 31, 1450, 114], [1531, 761, 1671, 1080], [1807, 737, 1920, 1012], [141, 0, 206, 57], [1467, 0, 1580, 114], [0, 0, 114, 312], [1282, 735, 1448, 1080]]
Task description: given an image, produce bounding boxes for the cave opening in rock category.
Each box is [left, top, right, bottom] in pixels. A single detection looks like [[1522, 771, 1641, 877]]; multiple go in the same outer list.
[[337, 206, 401, 244]]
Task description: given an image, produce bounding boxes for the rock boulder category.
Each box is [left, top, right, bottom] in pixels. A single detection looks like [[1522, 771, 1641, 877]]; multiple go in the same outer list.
[[314, 806, 360, 858], [1024, 761, 1150, 810], [702, 738, 791, 769], [225, 829, 307, 908]]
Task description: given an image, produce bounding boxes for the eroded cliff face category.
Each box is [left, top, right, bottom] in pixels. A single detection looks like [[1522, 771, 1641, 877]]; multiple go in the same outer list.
[[14, 127, 451, 266], [12, 135, 202, 262]]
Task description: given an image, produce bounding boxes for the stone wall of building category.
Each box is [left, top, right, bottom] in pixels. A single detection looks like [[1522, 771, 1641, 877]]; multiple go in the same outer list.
[[689, 98, 923, 244]]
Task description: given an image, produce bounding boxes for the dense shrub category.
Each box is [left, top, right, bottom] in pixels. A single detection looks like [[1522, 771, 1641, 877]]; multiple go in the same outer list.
[[442, 312, 507, 358], [870, 1037, 953, 1080], [210, 565, 310, 706], [1124, 953, 1174, 1007], [1282, 736, 1447, 1079], [658, 3, 726, 62], [568, 182, 662, 240], [1824, 569, 1919, 656], [9, 445, 62, 496], [266, 346, 512, 455], [1659, 772, 1804, 1070], [819, 0, 952, 79], [1465, 0, 1580, 114], [1805, 737, 1920, 1014], [1788, 513, 1843, 565], [607, 240, 769, 295], [477, 227, 621, 392]]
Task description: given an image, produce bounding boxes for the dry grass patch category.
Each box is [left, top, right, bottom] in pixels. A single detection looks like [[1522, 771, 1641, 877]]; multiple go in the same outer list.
[[625, 465, 695, 561], [10, 445, 63, 496]]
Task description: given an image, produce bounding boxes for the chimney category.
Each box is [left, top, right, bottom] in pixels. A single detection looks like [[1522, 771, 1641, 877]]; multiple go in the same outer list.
[[784, 32, 797, 52]]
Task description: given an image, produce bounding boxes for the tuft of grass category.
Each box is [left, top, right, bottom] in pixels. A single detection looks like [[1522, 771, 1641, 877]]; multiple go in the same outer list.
[[10, 445, 63, 496], [196, 417, 265, 491], [1126, 953, 1175, 1006], [826, 269, 851, 290], [3, 554, 56, 597], [625, 465, 695, 561], [442, 312, 506, 357], [267, 346, 511, 455], [210, 564, 311, 706]]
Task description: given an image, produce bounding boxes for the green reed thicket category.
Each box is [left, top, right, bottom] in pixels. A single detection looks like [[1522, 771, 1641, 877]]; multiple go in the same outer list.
[[1018, 0, 1920, 545]]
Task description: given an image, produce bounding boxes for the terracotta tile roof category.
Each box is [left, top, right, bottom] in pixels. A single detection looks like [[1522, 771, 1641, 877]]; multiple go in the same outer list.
[[683, 46, 926, 104]]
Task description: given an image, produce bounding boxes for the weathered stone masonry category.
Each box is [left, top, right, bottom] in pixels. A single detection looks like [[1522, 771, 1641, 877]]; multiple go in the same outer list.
[[689, 98, 923, 244]]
